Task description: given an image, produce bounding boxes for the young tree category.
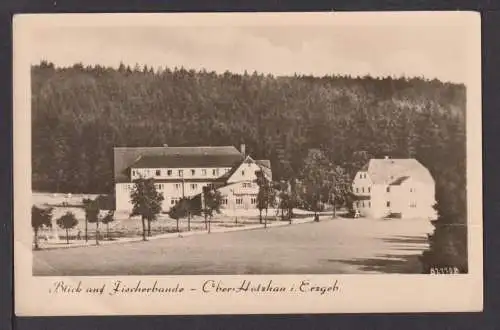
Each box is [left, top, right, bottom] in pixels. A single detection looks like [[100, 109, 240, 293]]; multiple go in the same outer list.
[[130, 178, 164, 240], [83, 197, 100, 243], [202, 187, 222, 233], [32, 205, 53, 249], [101, 210, 115, 240], [56, 211, 78, 244], [168, 197, 190, 233]]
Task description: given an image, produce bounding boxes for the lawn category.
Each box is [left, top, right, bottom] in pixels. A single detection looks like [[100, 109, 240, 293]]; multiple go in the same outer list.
[[33, 216, 434, 276]]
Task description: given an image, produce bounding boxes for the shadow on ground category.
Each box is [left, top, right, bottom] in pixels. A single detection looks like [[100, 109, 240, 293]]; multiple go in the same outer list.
[[328, 235, 429, 274]]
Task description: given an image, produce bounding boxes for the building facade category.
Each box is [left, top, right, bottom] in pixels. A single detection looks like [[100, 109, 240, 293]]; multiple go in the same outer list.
[[351, 157, 436, 219], [114, 144, 272, 213]]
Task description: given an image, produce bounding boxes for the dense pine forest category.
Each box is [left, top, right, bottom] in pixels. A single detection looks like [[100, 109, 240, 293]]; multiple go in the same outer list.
[[31, 61, 468, 271]]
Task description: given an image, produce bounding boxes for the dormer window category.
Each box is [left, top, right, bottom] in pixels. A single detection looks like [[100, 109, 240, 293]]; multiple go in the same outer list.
[[202, 169, 207, 176], [155, 170, 161, 176], [191, 169, 196, 176], [179, 170, 184, 177], [167, 170, 172, 176], [132, 170, 136, 176]]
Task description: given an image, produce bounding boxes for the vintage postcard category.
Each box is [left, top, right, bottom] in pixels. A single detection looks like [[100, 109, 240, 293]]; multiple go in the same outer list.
[[14, 12, 482, 315]]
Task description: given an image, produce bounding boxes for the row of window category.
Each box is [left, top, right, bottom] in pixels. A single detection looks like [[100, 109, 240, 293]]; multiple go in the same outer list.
[[359, 172, 368, 179], [356, 201, 371, 208], [356, 201, 418, 208], [355, 186, 417, 194], [235, 197, 257, 205], [132, 168, 230, 178], [355, 187, 371, 194], [123, 183, 207, 192]]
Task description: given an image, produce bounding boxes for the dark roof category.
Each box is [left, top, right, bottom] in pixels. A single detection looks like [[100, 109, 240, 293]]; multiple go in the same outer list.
[[114, 146, 243, 183], [132, 154, 243, 169]]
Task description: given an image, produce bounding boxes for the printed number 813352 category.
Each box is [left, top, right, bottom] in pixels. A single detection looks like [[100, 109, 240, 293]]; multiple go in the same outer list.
[[430, 267, 460, 274]]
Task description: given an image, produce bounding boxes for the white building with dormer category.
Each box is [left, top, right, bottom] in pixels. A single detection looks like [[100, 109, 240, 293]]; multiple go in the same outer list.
[[351, 157, 436, 219], [114, 144, 272, 213]]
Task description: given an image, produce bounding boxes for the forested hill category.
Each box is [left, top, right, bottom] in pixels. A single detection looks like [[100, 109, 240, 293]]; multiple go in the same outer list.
[[31, 61, 466, 195]]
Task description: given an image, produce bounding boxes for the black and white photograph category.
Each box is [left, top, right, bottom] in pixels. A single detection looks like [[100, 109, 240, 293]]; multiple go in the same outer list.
[[14, 12, 482, 315]]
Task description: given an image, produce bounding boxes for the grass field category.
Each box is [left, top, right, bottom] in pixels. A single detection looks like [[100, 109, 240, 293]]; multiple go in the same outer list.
[[33, 216, 434, 275]]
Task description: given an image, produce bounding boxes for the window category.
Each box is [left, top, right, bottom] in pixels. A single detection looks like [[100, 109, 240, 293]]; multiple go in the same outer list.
[[368, 187, 371, 193], [356, 188, 359, 193], [190, 183, 198, 190], [361, 201, 364, 207], [243, 182, 251, 188], [386, 201, 391, 207], [171, 198, 179, 205], [251, 197, 257, 204], [368, 202, 371, 208], [212, 169, 216, 176], [222, 198, 228, 205], [191, 169, 196, 176], [175, 183, 181, 190], [236, 198, 243, 205], [386, 186, 390, 193], [178, 170, 184, 177], [362, 187, 365, 193], [167, 170, 172, 176], [132, 170, 136, 176], [202, 169, 207, 176], [242, 170, 245, 176]]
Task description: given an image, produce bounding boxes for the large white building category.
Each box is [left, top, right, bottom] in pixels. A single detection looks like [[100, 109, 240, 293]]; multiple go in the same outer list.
[[114, 144, 272, 213], [351, 157, 437, 219]]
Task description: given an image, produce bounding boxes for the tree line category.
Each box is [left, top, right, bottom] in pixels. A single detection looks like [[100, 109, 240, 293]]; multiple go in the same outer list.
[[31, 61, 467, 273]]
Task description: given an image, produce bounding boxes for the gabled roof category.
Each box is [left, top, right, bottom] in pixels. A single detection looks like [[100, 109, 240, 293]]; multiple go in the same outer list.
[[114, 146, 243, 183], [218, 155, 272, 182], [360, 158, 434, 185]]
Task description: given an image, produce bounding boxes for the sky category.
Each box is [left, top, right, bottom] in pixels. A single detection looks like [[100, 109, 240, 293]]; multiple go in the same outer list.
[[27, 13, 471, 83]]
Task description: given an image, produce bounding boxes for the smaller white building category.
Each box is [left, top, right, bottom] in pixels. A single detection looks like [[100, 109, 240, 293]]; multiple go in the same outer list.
[[351, 157, 437, 219]]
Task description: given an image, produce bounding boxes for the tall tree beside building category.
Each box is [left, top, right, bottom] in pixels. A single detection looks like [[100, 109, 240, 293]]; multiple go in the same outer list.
[[130, 178, 164, 240], [256, 170, 275, 227], [298, 149, 336, 220], [31, 205, 53, 250]]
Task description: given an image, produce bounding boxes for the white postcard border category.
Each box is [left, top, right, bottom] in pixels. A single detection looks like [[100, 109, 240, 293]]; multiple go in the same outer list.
[[13, 12, 483, 316]]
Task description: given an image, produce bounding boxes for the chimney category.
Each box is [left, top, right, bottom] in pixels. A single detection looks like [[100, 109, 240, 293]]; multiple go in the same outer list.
[[240, 144, 246, 156], [384, 156, 390, 160], [163, 144, 168, 147]]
